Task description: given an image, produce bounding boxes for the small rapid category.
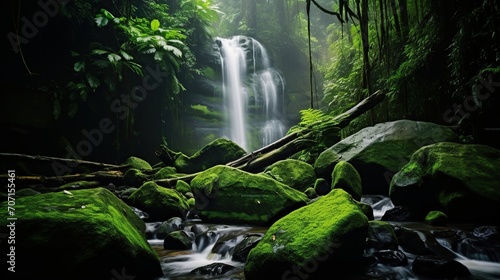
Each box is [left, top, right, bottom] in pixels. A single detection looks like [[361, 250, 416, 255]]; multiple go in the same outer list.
[[149, 196, 500, 280]]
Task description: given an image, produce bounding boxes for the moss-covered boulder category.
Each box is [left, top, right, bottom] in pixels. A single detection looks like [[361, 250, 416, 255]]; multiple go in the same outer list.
[[314, 119, 457, 195], [262, 159, 317, 192], [390, 142, 500, 223], [127, 181, 190, 221], [153, 166, 178, 180], [190, 165, 309, 226], [123, 156, 153, 171], [0, 188, 162, 279], [123, 168, 148, 186], [331, 160, 362, 201], [174, 138, 246, 174], [244, 189, 368, 280]]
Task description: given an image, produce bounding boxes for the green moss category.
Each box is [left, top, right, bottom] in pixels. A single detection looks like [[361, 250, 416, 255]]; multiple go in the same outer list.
[[175, 180, 191, 194], [174, 138, 246, 174], [123, 168, 148, 186], [425, 210, 448, 226], [263, 159, 317, 192], [0, 188, 161, 278], [245, 189, 368, 279], [128, 181, 190, 221], [331, 161, 362, 200], [191, 165, 309, 225], [153, 166, 178, 180], [123, 156, 153, 171]]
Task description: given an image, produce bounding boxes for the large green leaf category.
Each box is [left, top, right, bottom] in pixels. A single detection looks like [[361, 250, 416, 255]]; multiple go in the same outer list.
[[74, 61, 85, 72], [85, 73, 100, 89]]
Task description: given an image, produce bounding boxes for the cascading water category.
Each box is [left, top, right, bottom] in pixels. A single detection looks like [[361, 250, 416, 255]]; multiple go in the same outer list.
[[217, 35, 286, 151]]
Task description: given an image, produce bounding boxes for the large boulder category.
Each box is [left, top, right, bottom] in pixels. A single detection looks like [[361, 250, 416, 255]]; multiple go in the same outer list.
[[389, 142, 500, 223], [174, 138, 246, 174], [190, 165, 309, 226], [128, 181, 191, 221], [262, 159, 317, 192], [314, 119, 457, 195], [0, 188, 162, 279], [244, 189, 369, 280]]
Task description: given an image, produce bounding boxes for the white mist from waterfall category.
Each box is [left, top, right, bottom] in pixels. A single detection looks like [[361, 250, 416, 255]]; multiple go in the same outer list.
[[218, 35, 286, 151]]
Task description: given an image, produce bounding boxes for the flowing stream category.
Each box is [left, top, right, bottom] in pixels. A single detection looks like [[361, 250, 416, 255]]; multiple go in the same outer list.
[[217, 35, 286, 151], [149, 196, 500, 280]]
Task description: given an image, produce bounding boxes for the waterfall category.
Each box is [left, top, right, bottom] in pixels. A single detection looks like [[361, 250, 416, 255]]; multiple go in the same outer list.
[[217, 35, 286, 151]]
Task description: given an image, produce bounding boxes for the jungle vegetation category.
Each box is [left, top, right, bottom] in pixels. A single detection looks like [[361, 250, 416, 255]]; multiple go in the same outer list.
[[1, 0, 499, 163]]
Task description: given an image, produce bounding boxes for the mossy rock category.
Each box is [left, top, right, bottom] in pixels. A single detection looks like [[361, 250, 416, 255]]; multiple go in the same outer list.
[[262, 159, 317, 192], [0, 188, 162, 279], [127, 181, 190, 222], [390, 142, 500, 223], [174, 138, 246, 174], [244, 189, 368, 280], [123, 168, 148, 186], [153, 166, 178, 180], [175, 180, 191, 195], [315, 120, 457, 195], [190, 165, 309, 226], [331, 161, 362, 201], [123, 156, 153, 171], [425, 211, 448, 226]]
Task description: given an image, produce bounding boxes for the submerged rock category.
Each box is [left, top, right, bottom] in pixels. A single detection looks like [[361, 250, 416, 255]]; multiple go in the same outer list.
[[390, 142, 500, 223], [190, 165, 309, 226], [244, 189, 368, 280], [0, 188, 163, 279], [314, 119, 457, 195]]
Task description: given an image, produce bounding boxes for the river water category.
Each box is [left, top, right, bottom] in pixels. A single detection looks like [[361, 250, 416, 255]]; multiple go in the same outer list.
[[149, 195, 500, 280]]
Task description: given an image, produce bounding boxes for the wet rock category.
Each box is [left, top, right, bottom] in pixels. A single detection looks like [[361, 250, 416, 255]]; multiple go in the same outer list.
[[231, 233, 264, 262], [163, 230, 194, 250], [156, 217, 184, 239], [366, 220, 398, 250], [425, 210, 448, 226], [190, 262, 235, 276], [412, 255, 470, 278], [373, 250, 408, 266]]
